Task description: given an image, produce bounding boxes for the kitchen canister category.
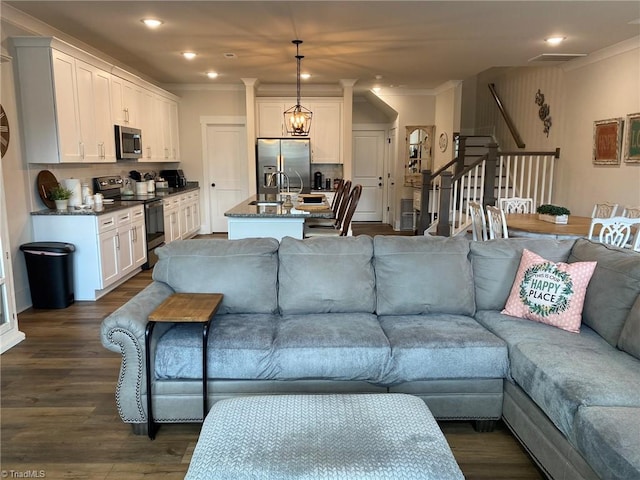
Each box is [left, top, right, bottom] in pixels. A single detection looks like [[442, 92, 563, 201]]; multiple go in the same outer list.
[[135, 181, 148, 195], [63, 178, 82, 206]]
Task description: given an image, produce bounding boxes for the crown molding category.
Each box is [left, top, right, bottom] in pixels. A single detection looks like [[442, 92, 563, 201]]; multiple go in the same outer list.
[[562, 35, 640, 72]]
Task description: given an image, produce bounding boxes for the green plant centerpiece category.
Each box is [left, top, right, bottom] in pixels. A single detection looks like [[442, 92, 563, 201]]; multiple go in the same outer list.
[[536, 204, 570, 224], [48, 184, 73, 210]]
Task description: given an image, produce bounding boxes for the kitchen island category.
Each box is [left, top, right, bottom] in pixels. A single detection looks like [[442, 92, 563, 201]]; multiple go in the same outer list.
[[225, 194, 333, 240]]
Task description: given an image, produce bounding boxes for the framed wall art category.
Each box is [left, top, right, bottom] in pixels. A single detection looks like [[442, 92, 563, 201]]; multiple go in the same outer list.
[[624, 112, 640, 163], [593, 118, 623, 165]]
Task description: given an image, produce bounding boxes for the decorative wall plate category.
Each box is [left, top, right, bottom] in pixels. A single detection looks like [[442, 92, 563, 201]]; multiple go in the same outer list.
[[438, 132, 448, 152], [0, 104, 9, 158]]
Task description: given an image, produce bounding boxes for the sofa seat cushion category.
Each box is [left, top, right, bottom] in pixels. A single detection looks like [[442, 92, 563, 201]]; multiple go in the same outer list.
[[374, 236, 475, 316], [153, 238, 280, 314], [510, 339, 640, 443], [155, 313, 278, 380], [270, 313, 389, 381], [278, 236, 376, 314], [378, 314, 508, 385], [574, 406, 640, 480]]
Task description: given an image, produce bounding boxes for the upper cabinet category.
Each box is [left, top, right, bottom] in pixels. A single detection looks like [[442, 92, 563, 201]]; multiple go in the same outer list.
[[256, 98, 343, 164], [12, 37, 180, 164]]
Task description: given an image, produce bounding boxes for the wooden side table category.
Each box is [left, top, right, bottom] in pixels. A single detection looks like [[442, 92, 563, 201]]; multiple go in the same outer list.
[[145, 293, 223, 439]]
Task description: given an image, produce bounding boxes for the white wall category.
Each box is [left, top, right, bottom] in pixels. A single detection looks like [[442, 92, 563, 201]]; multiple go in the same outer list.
[[558, 40, 640, 215], [472, 38, 640, 216], [434, 82, 462, 170]]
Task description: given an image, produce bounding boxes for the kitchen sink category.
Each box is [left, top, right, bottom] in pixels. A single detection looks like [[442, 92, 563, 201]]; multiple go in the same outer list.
[[249, 200, 283, 206]]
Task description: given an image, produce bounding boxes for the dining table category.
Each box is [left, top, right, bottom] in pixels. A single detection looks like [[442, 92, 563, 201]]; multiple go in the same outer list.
[[506, 213, 597, 239]]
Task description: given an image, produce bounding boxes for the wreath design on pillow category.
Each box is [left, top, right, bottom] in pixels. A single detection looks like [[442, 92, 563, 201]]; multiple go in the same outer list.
[[518, 263, 573, 317]]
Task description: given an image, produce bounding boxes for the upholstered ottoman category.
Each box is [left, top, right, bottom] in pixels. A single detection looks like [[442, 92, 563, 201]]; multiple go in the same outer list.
[[185, 394, 464, 479]]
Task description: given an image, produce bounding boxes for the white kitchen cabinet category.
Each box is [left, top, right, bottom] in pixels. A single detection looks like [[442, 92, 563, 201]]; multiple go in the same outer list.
[[111, 74, 143, 129], [13, 37, 116, 164], [75, 59, 115, 162], [163, 196, 182, 243], [308, 101, 342, 164], [131, 207, 147, 269], [31, 205, 146, 301], [257, 101, 290, 137], [256, 98, 343, 163], [13, 36, 180, 164], [179, 191, 201, 239]]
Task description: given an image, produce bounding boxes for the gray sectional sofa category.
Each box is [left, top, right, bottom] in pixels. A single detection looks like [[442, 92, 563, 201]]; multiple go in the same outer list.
[[101, 235, 640, 480]]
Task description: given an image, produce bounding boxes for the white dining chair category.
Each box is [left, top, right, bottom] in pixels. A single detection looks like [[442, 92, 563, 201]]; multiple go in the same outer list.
[[622, 206, 640, 219], [486, 205, 509, 239], [499, 197, 534, 214], [468, 201, 488, 241], [591, 202, 618, 218], [588, 216, 640, 250]]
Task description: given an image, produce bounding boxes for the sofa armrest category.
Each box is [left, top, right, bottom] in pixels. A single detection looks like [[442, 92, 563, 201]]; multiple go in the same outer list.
[[100, 281, 175, 424]]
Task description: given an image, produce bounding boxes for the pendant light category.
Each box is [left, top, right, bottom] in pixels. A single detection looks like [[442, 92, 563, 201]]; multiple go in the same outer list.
[[283, 40, 312, 136]]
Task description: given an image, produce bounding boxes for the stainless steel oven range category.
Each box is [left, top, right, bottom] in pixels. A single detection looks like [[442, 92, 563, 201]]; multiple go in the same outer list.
[[93, 175, 164, 269]]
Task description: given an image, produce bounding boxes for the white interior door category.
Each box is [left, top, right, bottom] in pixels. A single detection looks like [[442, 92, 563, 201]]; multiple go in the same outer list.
[[203, 122, 248, 233], [352, 130, 385, 222]]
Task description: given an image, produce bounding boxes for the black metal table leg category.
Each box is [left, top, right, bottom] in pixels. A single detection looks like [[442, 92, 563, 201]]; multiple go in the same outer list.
[[145, 321, 157, 440], [202, 319, 213, 421]]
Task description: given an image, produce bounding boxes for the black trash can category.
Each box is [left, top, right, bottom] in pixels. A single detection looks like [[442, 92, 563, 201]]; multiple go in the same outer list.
[[20, 242, 75, 309]]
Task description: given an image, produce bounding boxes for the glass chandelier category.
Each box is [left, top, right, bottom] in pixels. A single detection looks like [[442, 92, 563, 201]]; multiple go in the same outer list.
[[284, 40, 312, 136]]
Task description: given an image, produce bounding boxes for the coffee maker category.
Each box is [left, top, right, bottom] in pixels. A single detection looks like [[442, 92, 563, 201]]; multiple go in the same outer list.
[[313, 171, 323, 190]]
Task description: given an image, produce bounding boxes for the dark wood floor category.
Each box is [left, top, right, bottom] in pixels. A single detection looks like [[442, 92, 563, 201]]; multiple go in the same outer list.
[[1, 227, 544, 479]]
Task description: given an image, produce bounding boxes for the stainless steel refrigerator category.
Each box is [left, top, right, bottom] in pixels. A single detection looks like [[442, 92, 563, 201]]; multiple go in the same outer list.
[[256, 138, 311, 194]]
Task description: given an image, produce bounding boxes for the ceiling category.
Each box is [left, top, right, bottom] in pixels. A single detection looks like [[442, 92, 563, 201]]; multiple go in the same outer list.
[[5, 1, 640, 93]]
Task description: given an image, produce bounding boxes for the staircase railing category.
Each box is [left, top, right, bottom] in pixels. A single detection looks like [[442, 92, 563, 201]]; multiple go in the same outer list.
[[417, 139, 560, 236]]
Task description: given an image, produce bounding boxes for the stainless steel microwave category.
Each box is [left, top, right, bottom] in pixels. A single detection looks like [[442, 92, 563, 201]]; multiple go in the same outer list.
[[115, 125, 142, 159]]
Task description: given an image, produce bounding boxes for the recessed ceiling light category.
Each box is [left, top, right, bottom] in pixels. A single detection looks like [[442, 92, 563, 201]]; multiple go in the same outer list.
[[141, 18, 163, 28], [300, 73, 311, 80], [182, 52, 197, 60], [545, 36, 566, 46], [206, 71, 219, 79]]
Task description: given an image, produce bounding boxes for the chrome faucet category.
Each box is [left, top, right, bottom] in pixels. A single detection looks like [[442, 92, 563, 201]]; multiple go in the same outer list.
[[269, 171, 290, 193]]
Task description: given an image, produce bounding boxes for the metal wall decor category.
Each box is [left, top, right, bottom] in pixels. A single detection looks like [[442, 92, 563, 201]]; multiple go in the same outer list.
[[535, 89, 552, 137]]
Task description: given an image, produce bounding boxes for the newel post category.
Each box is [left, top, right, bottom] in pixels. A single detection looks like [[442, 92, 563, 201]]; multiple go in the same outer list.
[[437, 171, 452, 237], [417, 170, 432, 235], [483, 143, 498, 208], [455, 136, 467, 176]]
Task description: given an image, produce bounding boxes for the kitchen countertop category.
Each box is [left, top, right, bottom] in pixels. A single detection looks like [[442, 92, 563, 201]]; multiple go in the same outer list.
[[225, 194, 334, 219], [31, 184, 200, 216]]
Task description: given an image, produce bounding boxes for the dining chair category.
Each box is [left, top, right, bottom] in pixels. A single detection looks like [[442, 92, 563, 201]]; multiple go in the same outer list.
[[468, 201, 488, 241], [304, 180, 351, 228], [304, 184, 362, 237], [498, 197, 534, 214], [486, 205, 509, 239], [622, 206, 640, 219], [591, 202, 618, 218], [588, 216, 640, 250]]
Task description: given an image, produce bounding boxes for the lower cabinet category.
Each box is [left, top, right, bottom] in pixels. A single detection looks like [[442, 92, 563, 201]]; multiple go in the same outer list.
[[32, 205, 146, 301], [163, 190, 201, 245]]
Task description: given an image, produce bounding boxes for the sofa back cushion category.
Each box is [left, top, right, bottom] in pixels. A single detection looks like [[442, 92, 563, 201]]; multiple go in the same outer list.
[[374, 236, 474, 316], [278, 236, 376, 314], [153, 238, 280, 314], [618, 296, 640, 360], [470, 238, 575, 311], [569, 238, 640, 347]]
